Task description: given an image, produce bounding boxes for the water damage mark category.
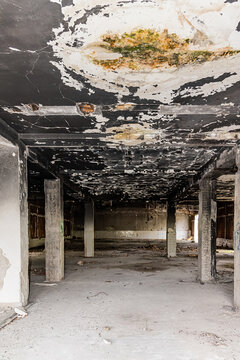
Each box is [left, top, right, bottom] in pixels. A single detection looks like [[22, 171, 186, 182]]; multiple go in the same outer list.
[[0, 249, 10, 290], [91, 28, 239, 70], [105, 123, 163, 145], [77, 103, 95, 115], [27, 104, 40, 112], [49, 0, 240, 102], [3, 103, 239, 117]]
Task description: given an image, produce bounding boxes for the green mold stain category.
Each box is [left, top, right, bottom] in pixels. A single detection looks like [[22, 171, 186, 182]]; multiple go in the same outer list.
[[91, 29, 240, 70]]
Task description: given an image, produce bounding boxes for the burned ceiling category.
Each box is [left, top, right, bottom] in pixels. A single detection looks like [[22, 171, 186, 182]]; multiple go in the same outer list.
[[0, 0, 240, 201]]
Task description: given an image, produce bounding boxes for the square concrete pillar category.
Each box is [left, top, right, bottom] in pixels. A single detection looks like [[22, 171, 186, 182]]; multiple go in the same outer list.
[[166, 200, 176, 257], [234, 149, 240, 308], [84, 201, 94, 257], [0, 137, 28, 306], [198, 178, 217, 283], [44, 179, 64, 282]]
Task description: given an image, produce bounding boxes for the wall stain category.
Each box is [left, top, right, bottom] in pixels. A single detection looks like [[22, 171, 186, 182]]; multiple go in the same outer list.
[[0, 249, 10, 290]]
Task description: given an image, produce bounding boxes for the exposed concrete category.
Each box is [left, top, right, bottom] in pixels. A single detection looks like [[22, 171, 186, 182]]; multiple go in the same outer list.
[[96, 206, 166, 231], [0, 247, 238, 360], [95, 206, 167, 240], [0, 307, 16, 329], [7, 104, 240, 117], [28, 206, 192, 251], [44, 179, 64, 282], [84, 201, 95, 257], [234, 148, 240, 308], [0, 136, 29, 306], [95, 231, 165, 240], [198, 178, 217, 283], [166, 200, 176, 257], [73, 206, 191, 242]]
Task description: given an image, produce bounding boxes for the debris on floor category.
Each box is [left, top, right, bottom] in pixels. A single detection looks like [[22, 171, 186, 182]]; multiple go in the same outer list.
[[87, 292, 108, 299], [104, 326, 111, 331], [14, 307, 27, 318], [199, 332, 226, 347], [103, 338, 112, 345]]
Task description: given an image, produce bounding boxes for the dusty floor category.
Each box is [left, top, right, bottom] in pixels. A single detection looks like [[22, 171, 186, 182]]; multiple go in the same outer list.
[[0, 241, 239, 360]]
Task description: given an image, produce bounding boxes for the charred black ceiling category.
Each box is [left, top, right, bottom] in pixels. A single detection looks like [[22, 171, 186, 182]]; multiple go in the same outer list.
[[0, 0, 240, 202]]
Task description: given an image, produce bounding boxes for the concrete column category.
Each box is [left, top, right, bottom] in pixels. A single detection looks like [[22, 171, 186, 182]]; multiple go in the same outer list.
[[198, 178, 217, 283], [166, 200, 176, 257], [44, 179, 64, 282], [234, 149, 240, 308], [84, 201, 94, 257], [0, 137, 28, 306], [194, 214, 199, 243]]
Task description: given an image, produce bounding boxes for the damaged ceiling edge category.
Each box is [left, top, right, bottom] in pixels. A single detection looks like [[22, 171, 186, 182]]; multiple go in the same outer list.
[[2, 103, 240, 116]]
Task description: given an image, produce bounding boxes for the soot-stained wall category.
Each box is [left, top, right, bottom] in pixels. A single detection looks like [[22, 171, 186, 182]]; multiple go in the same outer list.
[[29, 201, 235, 247], [72, 205, 191, 241]]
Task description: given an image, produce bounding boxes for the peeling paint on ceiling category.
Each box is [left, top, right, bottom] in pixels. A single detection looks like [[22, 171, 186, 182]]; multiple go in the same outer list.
[[49, 0, 240, 102], [0, 0, 240, 201], [91, 29, 239, 70]]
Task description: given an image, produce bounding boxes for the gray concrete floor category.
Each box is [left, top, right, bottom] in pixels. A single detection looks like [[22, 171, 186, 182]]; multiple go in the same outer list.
[[0, 242, 239, 360], [0, 308, 16, 327]]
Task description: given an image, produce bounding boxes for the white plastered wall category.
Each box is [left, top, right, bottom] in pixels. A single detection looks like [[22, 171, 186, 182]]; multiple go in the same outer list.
[[0, 136, 28, 306]]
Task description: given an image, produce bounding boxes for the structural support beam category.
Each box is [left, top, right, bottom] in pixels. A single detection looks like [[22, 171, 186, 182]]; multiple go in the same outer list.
[[44, 179, 64, 282], [173, 147, 236, 202], [166, 200, 176, 257], [198, 178, 217, 283], [0, 137, 28, 306], [8, 103, 240, 117], [19, 132, 236, 148], [234, 148, 240, 308], [84, 201, 94, 258]]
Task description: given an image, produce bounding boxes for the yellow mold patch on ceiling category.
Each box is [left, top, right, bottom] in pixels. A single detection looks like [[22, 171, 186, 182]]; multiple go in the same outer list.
[[105, 123, 162, 145], [90, 28, 240, 70]]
